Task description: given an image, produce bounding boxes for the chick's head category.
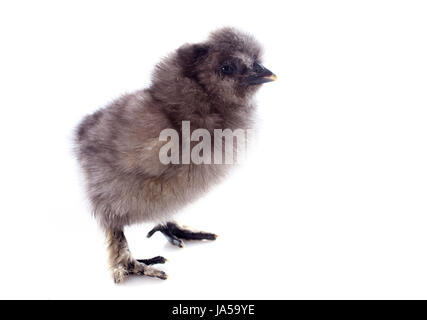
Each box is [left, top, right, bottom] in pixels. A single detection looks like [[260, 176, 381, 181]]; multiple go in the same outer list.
[[154, 27, 276, 106]]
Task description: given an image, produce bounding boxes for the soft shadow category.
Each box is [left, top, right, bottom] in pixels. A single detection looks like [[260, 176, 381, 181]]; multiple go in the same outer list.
[[162, 239, 217, 252]]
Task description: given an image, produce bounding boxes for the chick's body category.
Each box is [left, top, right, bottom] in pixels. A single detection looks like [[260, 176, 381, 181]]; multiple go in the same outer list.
[[76, 89, 232, 230], [74, 27, 275, 283]]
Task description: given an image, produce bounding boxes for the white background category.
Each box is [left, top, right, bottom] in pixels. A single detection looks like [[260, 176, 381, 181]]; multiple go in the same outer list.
[[0, 0, 426, 299]]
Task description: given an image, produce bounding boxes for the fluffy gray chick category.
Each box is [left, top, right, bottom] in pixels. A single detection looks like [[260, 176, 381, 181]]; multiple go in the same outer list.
[[74, 27, 276, 283]]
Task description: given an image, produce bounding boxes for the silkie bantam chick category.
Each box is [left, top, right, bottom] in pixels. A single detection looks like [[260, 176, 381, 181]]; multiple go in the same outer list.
[[74, 27, 276, 283]]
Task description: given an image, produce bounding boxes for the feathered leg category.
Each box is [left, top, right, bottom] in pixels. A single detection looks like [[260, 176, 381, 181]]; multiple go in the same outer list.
[[147, 222, 217, 248], [106, 228, 167, 283]]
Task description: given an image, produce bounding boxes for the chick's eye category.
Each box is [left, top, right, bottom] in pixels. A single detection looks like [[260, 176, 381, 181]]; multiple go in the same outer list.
[[220, 65, 234, 75]]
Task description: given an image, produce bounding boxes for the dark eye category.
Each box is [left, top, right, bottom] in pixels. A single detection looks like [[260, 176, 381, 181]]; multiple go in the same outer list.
[[220, 64, 234, 75]]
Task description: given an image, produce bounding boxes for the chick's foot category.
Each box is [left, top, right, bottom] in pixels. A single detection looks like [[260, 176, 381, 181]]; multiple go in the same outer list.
[[147, 222, 218, 248], [113, 260, 168, 284], [106, 229, 167, 283], [137, 256, 167, 265]]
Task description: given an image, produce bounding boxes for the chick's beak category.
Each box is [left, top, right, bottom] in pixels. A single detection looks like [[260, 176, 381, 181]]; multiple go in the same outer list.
[[245, 63, 277, 85]]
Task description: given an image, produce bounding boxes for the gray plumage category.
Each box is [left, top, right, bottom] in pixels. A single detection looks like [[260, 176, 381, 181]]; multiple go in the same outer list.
[[74, 27, 275, 283]]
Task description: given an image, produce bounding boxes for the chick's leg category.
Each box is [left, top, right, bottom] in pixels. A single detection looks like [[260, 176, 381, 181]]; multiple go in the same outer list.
[[147, 222, 217, 248], [106, 228, 167, 283]]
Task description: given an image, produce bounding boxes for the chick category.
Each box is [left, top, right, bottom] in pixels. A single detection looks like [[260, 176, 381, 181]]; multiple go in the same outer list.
[[74, 27, 276, 283]]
